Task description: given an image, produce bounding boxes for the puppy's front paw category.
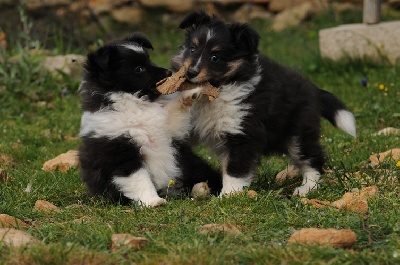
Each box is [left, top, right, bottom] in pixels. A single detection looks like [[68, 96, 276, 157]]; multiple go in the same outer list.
[[180, 87, 203, 107], [293, 183, 319, 196], [140, 197, 167, 208]]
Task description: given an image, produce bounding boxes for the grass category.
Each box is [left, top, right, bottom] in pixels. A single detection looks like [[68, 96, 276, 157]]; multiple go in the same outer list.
[[0, 6, 400, 265]]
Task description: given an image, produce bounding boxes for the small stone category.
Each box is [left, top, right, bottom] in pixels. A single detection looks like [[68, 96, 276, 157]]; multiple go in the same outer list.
[[288, 228, 357, 248], [199, 223, 242, 236], [233, 3, 272, 23], [0, 228, 40, 247], [33, 200, 61, 212], [111, 234, 149, 252], [191, 182, 210, 199], [111, 6, 145, 25], [140, 0, 194, 13], [41, 54, 85, 80], [25, 0, 69, 10], [246, 190, 258, 199], [271, 1, 327, 32], [0, 214, 28, 228]]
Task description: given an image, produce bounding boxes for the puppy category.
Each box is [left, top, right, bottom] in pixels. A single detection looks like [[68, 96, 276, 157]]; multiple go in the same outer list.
[[172, 12, 356, 196], [78, 33, 221, 206]]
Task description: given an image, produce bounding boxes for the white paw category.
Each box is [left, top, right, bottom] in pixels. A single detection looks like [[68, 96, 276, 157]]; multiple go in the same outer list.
[[219, 174, 252, 197], [293, 183, 319, 196], [140, 197, 167, 208], [219, 186, 244, 197], [180, 87, 203, 107]]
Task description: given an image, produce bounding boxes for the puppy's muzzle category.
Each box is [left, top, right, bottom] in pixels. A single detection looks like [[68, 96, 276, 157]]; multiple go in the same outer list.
[[186, 67, 199, 80]]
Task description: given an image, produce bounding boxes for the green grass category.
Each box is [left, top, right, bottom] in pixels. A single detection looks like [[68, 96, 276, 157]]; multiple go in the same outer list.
[[1, 7, 400, 264]]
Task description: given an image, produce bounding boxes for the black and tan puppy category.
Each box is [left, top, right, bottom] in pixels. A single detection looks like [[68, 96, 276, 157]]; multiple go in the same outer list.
[[172, 12, 356, 196]]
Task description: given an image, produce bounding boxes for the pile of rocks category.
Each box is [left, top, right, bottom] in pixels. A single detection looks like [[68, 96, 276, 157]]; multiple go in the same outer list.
[[0, 0, 398, 32]]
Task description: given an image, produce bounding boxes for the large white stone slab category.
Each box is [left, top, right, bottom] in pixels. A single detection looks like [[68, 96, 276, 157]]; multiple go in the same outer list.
[[319, 21, 400, 64]]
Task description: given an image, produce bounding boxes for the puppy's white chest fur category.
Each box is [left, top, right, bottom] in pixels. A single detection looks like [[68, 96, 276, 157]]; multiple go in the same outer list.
[[79, 92, 182, 189], [191, 78, 259, 150]]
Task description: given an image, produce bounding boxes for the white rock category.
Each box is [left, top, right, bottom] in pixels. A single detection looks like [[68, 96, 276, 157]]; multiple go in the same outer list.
[[0, 228, 40, 247], [319, 21, 400, 64]]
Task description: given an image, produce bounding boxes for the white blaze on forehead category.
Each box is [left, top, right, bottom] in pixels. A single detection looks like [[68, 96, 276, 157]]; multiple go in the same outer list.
[[206, 29, 214, 42], [194, 55, 202, 70], [121, 44, 144, 53]]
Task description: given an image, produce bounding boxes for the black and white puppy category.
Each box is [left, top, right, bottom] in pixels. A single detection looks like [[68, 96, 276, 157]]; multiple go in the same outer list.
[[78, 33, 221, 206], [172, 12, 356, 196]]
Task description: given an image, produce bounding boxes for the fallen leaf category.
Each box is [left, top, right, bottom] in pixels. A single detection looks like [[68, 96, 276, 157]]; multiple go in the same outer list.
[[0, 228, 40, 247], [301, 186, 378, 214], [0, 30, 6, 49], [372, 127, 400, 136], [288, 228, 357, 248], [331, 186, 378, 214], [0, 154, 15, 167], [275, 165, 300, 182], [42, 150, 79, 172], [0, 214, 28, 228], [223, 190, 258, 199], [0, 168, 11, 183], [369, 148, 400, 167], [300, 198, 331, 209], [111, 234, 149, 252], [199, 223, 242, 236], [33, 200, 61, 212]]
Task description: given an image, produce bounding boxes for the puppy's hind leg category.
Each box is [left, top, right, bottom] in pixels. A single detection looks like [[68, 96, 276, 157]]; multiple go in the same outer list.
[[112, 168, 167, 207], [287, 137, 324, 196]]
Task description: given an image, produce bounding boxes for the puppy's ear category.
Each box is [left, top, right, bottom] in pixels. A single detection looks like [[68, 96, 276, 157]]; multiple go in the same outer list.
[[124, 33, 154, 50], [87, 45, 119, 72], [179, 11, 213, 29], [229, 23, 260, 54]]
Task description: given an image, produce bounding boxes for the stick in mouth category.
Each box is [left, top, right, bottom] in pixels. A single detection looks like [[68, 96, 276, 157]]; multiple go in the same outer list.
[[156, 66, 219, 101]]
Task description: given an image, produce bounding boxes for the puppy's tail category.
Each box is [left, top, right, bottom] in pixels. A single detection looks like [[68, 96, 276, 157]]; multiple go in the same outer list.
[[318, 89, 356, 138]]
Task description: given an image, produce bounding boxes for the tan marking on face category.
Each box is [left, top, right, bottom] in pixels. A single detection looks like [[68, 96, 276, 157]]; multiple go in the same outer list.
[[196, 69, 210, 83], [192, 38, 199, 47], [211, 45, 221, 52], [224, 59, 246, 78], [183, 58, 192, 70]]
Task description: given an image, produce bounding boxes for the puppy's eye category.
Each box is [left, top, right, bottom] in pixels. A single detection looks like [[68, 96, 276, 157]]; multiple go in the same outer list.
[[211, 55, 220, 62], [190, 46, 196, 53], [134, 66, 145, 73]]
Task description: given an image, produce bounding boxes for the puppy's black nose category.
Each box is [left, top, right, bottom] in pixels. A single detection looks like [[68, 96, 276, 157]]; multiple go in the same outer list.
[[186, 68, 199, 79]]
